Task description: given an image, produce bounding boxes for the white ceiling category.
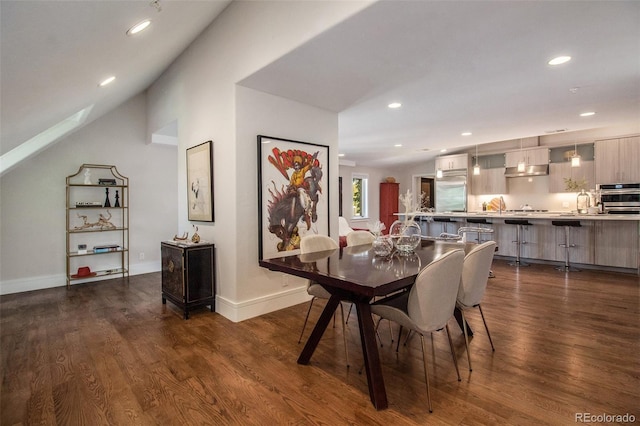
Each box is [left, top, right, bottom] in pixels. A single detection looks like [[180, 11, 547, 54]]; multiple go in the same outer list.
[[240, 1, 640, 167], [2, 1, 639, 170], [1, 0, 231, 157]]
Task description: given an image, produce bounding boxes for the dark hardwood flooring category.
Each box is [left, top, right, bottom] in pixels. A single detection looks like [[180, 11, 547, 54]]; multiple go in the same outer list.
[[1, 260, 638, 425]]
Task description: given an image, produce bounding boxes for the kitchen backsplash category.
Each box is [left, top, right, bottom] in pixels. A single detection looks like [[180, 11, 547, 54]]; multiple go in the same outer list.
[[468, 175, 593, 212]]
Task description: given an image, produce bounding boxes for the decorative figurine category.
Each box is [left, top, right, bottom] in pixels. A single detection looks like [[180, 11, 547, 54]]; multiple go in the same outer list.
[[173, 232, 189, 241], [191, 225, 200, 243], [114, 190, 120, 207], [84, 168, 92, 185], [104, 188, 111, 207]]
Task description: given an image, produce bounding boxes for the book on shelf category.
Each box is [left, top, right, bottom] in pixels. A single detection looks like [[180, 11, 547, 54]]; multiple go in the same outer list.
[[93, 244, 122, 253], [98, 178, 117, 185], [75, 201, 103, 208]]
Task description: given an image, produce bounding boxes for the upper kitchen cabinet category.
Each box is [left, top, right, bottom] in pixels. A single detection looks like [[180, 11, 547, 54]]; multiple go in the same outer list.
[[595, 136, 640, 184], [505, 147, 549, 168], [436, 153, 469, 171], [471, 153, 506, 195], [548, 144, 595, 193]]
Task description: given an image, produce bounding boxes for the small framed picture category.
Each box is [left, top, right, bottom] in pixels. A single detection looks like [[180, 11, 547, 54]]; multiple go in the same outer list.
[[78, 244, 87, 255]]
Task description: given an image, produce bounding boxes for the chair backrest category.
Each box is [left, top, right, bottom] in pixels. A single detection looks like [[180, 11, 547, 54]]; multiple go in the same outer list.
[[457, 241, 497, 308], [300, 234, 339, 254], [346, 230, 375, 246], [407, 249, 465, 333], [338, 217, 354, 237]]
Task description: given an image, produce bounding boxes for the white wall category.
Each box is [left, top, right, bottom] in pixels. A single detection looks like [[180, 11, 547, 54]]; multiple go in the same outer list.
[[145, 0, 371, 321], [0, 94, 178, 294]]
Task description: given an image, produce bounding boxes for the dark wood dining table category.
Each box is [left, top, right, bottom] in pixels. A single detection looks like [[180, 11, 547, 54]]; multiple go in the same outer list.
[[259, 238, 474, 410]]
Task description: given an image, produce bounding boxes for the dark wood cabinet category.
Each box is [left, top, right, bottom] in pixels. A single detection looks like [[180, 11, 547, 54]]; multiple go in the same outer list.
[[161, 241, 216, 319], [379, 182, 399, 234]]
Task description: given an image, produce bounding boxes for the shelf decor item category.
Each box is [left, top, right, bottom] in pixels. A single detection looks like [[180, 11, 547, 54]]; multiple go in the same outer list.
[[257, 135, 329, 260], [186, 140, 214, 222]]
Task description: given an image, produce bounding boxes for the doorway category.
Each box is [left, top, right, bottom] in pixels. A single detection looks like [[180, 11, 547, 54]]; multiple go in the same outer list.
[[412, 174, 435, 210]]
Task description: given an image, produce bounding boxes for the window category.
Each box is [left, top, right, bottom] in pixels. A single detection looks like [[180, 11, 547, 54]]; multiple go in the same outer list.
[[352, 174, 368, 218]]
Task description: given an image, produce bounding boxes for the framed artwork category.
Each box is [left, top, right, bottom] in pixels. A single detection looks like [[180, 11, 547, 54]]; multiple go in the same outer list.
[[257, 135, 330, 260], [187, 140, 214, 222]]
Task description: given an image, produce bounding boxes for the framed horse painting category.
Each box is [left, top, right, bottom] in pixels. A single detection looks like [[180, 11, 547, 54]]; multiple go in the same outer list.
[[257, 135, 330, 260]]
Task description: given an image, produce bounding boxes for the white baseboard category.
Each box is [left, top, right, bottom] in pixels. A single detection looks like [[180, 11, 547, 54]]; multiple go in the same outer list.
[[216, 285, 311, 322], [0, 261, 161, 295]]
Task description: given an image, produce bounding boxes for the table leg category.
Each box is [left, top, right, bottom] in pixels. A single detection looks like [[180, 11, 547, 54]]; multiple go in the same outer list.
[[355, 301, 388, 410], [298, 295, 340, 365]]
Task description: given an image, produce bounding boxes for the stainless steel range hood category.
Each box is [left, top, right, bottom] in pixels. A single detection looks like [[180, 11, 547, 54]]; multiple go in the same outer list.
[[504, 164, 549, 177]]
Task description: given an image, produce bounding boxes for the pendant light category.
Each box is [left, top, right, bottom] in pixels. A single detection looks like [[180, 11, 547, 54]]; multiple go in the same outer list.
[[436, 168, 443, 179], [473, 144, 480, 175], [517, 139, 526, 172], [571, 141, 581, 167]]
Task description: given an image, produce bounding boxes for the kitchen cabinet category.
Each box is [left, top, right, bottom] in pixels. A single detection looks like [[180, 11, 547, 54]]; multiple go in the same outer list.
[[66, 164, 129, 288], [436, 153, 469, 171], [594, 136, 640, 184], [594, 221, 639, 269], [161, 241, 216, 319], [379, 182, 399, 234], [505, 147, 549, 168], [549, 161, 595, 193], [494, 220, 556, 261], [471, 167, 506, 195]]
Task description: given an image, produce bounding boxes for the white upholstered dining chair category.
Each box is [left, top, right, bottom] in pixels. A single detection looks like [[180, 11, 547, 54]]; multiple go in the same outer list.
[[345, 230, 375, 246], [457, 240, 497, 371], [298, 234, 349, 367], [371, 249, 465, 412]]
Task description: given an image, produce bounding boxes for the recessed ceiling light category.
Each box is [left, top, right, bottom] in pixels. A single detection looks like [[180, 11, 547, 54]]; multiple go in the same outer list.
[[440, 148, 447, 153], [394, 144, 402, 147], [338, 153, 345, 157], [461, 132, 472, 136], [580, 111, 596, 117], [548, 56, 571, 65], [388, 102, 402, 109], [99, 76, 116, 87], [127, 19, 151, 36]]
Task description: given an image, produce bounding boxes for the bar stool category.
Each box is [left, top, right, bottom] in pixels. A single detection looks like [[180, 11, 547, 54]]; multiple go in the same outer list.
[[465, 218, 496, 278], [465, 218, 493, 243], [552, 220, 581, 272], [505, 219, 531, 267]]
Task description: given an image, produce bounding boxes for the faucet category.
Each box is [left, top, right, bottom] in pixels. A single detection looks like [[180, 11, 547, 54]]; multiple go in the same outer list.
[[499, 195, 505, 215]]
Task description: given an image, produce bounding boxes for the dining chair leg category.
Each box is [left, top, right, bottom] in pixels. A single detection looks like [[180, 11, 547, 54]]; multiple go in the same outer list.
[[460, 310, 472, 371], [445, 324, 461, 382], [396, 325, 403, 352], [345, 303, 353, 324], [419, 334, 433, 413], [298, 297, 316, 343], [477, 304, 495, 351], [339, 302, 349, 367]]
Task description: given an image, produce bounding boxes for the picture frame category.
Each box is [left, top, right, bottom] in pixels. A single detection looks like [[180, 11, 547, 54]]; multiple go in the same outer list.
[[186, 140, 214, 222], [257, 135, 330, 260]]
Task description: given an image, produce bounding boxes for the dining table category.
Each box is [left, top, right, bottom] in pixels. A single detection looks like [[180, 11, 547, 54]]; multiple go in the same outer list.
[[259, 238, 475, 410]]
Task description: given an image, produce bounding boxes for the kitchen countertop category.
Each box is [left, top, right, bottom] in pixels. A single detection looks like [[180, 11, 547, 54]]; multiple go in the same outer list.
[[401, 212, 640, 221]]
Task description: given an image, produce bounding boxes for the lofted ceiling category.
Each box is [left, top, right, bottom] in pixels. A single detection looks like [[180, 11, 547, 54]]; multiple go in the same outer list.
[[2, 1, 639, 172], [1, 0, 231, 164]]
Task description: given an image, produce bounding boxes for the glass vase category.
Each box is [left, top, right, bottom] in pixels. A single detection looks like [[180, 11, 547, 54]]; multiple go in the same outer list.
[[389, 220, 422, 254], [372, 234, 394, 257]]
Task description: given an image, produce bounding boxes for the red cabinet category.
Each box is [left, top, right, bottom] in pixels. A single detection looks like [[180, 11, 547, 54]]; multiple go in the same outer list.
[[379, 182, 399, 234]]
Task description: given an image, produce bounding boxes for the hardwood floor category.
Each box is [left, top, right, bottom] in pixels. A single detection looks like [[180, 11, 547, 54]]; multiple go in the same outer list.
[[1, 260, 638, 425]]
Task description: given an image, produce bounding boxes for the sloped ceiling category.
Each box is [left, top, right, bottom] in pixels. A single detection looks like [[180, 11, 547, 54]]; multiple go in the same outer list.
[[1, 0, 231, 167], [2, 1, 639, 171]]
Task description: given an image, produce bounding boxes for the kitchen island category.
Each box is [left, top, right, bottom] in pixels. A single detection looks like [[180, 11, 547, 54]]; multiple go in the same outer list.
[[402, 212, 640, 274]]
